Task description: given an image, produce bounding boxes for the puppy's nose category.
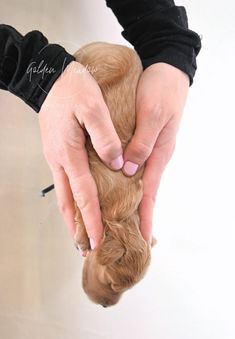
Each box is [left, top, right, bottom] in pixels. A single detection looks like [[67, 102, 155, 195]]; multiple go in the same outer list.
[[102, 304, 107, 308]]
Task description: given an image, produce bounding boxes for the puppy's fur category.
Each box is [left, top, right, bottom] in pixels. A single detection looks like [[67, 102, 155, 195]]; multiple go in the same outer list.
[[73, 42, 154, 307]]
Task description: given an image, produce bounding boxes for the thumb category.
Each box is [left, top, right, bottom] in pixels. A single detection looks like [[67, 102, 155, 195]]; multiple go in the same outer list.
[[80, 102, 124, 171], [123, 112, 164, 176]]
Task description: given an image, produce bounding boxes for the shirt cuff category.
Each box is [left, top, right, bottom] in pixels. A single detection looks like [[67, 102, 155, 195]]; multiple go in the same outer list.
[[7, 44, 75, 112]]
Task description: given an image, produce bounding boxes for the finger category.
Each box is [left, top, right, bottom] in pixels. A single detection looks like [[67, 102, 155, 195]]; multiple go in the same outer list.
[[81, 101, 124, 171], [63, 146, 103, 250], [123, 106, 167, 176], [52, 167, 77, 237], [139, 132, 175, 242]]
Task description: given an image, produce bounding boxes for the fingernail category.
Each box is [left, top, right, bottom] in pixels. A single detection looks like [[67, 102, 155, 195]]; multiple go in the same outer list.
[[89, 238, 96, 250], [123, 161, 138, 176], [110, 155, 124, 170]]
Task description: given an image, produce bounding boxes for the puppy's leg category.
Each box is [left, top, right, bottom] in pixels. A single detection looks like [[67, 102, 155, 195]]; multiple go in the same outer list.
[[74, 202, 90, 256]]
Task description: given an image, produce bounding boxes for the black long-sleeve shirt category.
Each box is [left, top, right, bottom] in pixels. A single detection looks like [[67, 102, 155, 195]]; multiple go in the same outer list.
[[0, 0, 201, 113]]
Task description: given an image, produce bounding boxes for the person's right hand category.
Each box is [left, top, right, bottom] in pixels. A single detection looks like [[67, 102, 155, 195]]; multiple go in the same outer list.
[[38, 61, 124, 251]]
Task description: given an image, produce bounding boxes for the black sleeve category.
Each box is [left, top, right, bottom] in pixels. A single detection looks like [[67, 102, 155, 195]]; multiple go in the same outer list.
[[106, 0, 201, 85], [0, 24, 75, 112]]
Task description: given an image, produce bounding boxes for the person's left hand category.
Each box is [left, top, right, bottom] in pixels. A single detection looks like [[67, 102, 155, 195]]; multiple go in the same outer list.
[[122, 62, 189, 242]]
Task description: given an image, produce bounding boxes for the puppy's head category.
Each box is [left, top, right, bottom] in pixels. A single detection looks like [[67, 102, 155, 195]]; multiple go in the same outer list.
[[82, 219, 152, 307]]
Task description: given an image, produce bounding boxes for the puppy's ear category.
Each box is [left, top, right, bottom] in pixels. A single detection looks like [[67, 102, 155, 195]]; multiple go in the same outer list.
[[97, 234, 125, 266]]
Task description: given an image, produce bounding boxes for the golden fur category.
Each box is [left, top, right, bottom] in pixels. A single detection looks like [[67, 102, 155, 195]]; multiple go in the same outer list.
[[73, 42, 155, 307]]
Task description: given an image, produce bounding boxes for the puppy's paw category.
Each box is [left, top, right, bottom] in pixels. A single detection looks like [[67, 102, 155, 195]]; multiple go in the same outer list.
[[151, 235, 157, 247], [74, 203, 91, 256], [74, 227, 90, 257], [74, 243, 89, 257]]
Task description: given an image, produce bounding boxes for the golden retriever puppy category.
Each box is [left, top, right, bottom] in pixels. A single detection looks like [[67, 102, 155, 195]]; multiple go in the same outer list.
[[73, 42, 155, 307]]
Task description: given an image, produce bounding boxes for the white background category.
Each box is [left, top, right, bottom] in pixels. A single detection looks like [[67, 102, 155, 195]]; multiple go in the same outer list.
[[0, 0, 235, 338]]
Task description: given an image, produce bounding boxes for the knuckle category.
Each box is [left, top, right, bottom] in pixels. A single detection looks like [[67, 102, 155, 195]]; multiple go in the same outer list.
[[155, 139, 176, 165], [82, 99, 100, 118], [142, 101, 163, 118], [131, 140, 153, 160], [55, 146, 68, 160], [85, 108, 97, 122], [164, 142, 176, 164], [73, 190, 89, 211], [57, 201, 71, 216], [142, 104, 168, 129], [143, 192, 156, 206], [43, 144, 66, 164], [71, 174, 94, 211], [98, 138, 122, 160]]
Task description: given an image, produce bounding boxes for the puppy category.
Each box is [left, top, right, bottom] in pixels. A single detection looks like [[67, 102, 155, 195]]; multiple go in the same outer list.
[[73, 42, 155, 307]]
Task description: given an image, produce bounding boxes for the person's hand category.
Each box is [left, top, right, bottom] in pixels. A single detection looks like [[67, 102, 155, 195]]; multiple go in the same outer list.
[[122, 62, 189, 242], [38, 61, 124, 250]]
